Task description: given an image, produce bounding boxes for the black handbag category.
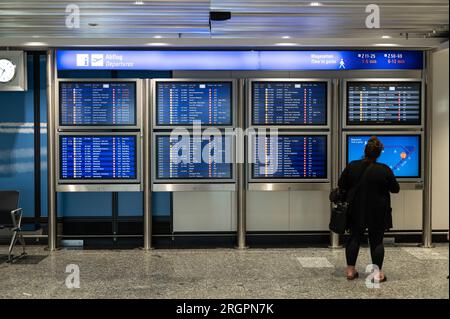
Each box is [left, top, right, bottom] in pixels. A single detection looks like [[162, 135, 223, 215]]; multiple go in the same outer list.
[[329, 201, 349, 234], [329, 163, 372, 234]]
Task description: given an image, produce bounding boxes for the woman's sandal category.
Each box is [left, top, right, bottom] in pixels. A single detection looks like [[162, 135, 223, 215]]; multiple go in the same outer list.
[[346, 271, 359, 280], [371, 275, 387, 283]]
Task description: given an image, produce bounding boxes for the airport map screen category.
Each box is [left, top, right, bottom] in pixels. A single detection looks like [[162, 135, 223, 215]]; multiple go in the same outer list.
[[156, 134, 233, 180], [346, 135, 421, 178], [252, 135, 328, 179], [346, 81, 421, 125], [60, 135, 137, 180], [59, 82, 136, 126], [251, 81, 328, 126], [156, 82, 232, 126]]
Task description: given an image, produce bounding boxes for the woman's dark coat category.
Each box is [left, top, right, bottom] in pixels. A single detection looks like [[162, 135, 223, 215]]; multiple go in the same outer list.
[[338, 159, 400, 231]]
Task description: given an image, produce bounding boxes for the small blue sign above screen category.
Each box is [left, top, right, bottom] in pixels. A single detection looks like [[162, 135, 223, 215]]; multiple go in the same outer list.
[[156, 82, 232, 126], [346, 135, 421, 178], [57, 50, 423, 71]]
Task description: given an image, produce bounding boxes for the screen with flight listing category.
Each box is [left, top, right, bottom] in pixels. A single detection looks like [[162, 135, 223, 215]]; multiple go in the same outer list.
[[59, 81, 136, 126], [346, 81, 422, 126], [155, 134, 233, 180], [59, 135, 137, 180], [251, 81, 328, 126], [346, 134, 421, 178], [251, 134, 328, 180], [156, 81, 232, 126]]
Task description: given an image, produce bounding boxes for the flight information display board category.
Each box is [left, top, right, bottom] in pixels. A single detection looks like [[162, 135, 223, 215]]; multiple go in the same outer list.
[[156, 81, 232, 126], [59, 81, 136, 126], [346, 81, 422, 126], [155, 134, 233, 180], [346, 134, 421, 178], [251, 81, 328, 126], [251, 135, 328, 180], [59, 135, 137, 180]]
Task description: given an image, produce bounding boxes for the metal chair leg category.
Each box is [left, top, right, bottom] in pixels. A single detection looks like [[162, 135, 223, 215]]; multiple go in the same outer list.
[[18, 232, 26, 254], [8, 230, 18, 262]]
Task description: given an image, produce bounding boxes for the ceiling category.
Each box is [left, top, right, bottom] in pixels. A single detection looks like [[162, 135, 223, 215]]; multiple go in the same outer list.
[[0, 0, 448, 48]]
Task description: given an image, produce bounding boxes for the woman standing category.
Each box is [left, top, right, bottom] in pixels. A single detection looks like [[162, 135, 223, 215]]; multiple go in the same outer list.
[[338, 136, 400, 282]]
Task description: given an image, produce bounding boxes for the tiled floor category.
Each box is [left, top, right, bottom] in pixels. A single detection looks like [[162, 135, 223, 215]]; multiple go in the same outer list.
[[0, 244, 448, 299]]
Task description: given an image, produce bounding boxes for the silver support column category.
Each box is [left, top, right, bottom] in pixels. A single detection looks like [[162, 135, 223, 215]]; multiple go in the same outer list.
[[46, 50, 57, 251], [236, 79, 247, 249], [143, 79, 152, 250], [422, 51, 433, 248], [330, 79, 342, 248]]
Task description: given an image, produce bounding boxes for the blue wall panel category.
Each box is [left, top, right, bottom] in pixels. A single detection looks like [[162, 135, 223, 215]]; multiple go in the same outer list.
[[0, 55, 36, 217]]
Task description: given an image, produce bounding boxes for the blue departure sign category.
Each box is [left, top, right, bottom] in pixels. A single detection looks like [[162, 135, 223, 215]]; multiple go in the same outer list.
[[252, 135, 328, 179], [156, 134, 233, 180], [60, 135, 137, 180], [59, 82, 136, 126], [57, 50, 423, 71], [346, 135, 421, 178], [156, 82, 232, 126], [346, 81, 422, 126], [252, 81, 327, 126]]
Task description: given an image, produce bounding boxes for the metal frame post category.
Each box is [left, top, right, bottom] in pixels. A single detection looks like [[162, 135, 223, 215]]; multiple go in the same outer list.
[[143, 79, 152, 250], [236, 79, 247, 249], [330, 78, 342, 248], [46, 50, 57, 251], [422, 51, 433, 248]]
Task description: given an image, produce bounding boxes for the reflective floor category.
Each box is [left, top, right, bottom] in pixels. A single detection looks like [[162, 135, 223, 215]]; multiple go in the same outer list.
[[0, 244, 448, 299]]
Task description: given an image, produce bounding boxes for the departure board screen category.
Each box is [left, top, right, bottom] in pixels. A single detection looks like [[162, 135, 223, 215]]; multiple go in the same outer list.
[[346, 81, 421, 126], [60, 135, 137, 180], [252, 135, 328, 180], [155, 134, 233, 180], [59, 82, 136, 126], [251, 81, 328, 126], [346, 135, 421, 178], [156, 82, 232, 126]]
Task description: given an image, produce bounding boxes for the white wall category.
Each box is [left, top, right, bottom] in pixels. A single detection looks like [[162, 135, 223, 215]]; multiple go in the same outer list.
[[432, 48, 449, 230]]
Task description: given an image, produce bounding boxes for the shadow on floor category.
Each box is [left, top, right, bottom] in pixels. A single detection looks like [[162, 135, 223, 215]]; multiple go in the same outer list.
[[0, 254, 48, 265]]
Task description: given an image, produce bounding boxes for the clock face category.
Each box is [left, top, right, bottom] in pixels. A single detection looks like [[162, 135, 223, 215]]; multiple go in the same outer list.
[[0, 59, 16, 83]]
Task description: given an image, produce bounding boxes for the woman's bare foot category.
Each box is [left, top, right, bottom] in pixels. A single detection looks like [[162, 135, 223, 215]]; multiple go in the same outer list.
[[372, 271, 387, 282], [346, 266, 359, 280]]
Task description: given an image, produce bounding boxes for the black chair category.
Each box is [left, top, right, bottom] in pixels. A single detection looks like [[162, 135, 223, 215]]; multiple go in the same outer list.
[[0, 191, 26, 262]]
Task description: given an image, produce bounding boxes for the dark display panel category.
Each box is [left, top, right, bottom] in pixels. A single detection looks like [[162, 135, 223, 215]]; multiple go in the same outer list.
[[60, 135, 137, 180], [156, 82, 232, 126], [346, 81, 421, 126], [346, 135, 421, 178], [252, 135, 327, 179], [59, 82, 136, 126], [156, 134, 233, 180], [251, 81, 327, 126]]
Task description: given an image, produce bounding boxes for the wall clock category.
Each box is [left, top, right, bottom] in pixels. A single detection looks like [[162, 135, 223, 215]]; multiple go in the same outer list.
[[0, 58, 17, 83]]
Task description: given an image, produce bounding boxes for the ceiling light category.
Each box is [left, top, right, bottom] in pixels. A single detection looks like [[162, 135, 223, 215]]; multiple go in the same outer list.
[[374, 43, 399, 47], [310, 2, 322, 6], [146, 42, 170, 46], [382, 35, 392, 39], [154, 35, 163, 39], [282, 35, 291, 39], [23, 42, 48, 46], [275, 42, 300, 46], [134, 1, 144, 5]]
